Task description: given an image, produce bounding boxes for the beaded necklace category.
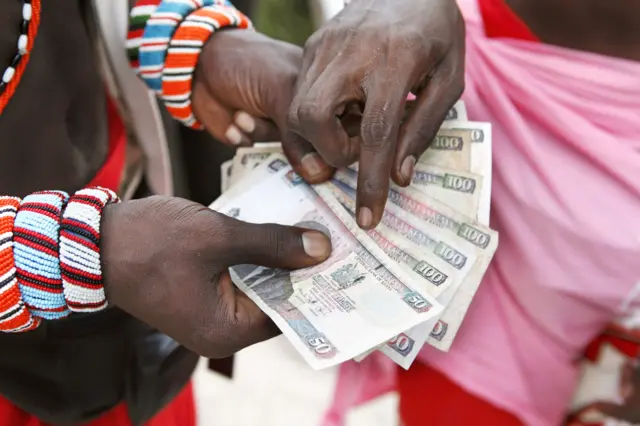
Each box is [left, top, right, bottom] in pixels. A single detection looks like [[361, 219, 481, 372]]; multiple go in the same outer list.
[[0, 0, 42, 115]]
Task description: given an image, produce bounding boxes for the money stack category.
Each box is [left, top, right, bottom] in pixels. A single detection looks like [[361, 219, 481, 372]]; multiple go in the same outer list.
[[211, 101, 499, 370]]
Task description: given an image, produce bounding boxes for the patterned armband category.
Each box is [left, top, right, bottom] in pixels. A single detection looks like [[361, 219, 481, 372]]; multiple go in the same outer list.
[[0, 187, 120, 333], [14, 191, 70, 321], [161, 5, 252, 128], [127, 0, 252, 128], [0, 197, 39, 332], [60, 188, 119, 313]]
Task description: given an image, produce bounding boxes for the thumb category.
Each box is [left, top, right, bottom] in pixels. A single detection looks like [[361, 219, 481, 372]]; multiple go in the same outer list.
[[220, 217, 332, 269]]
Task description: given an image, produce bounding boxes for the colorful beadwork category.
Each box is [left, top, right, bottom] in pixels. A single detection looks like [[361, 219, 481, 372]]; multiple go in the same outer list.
[[0, 197, 39, 332], [137, 0, 232, 94], [0, 0, 42, 116], [60, 187, 119, 313], [14, 191, 71, 320], [162, 5, 252, 128], [127, 0, 163, 73]]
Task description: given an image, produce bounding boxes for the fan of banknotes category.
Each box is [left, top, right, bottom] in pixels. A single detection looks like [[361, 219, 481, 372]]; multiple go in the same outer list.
[[211, 101, 498, 370]]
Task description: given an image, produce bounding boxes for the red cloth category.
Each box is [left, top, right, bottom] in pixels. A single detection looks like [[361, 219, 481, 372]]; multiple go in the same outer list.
[[398, 363, 523, 426], [0, 382, 196, 426], [478, 0, 539, 42], [398, 2, 536, 425]]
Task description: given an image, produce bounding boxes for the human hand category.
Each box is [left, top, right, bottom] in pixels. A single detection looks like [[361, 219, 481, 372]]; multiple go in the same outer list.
[[192, 30, 304, 149], [100, 196, 331, 358], [288, 0, 466, 229]]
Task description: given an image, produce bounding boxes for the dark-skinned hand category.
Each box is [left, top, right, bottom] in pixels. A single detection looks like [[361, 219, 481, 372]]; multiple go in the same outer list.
[[100, 196, 331, 359], [288, 0, 466, 229], [192, 29, 304, 148]]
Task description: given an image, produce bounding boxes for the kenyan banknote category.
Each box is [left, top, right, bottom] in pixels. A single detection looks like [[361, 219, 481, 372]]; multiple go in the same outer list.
[[433, 121, 492, 224], [318, 181, 476, 299], [330, 168, 498, 358], [210, 154, 443, 369], [229, 142, 282, 186], [349, 162, 483, 217], [319, 179, 482, 367]]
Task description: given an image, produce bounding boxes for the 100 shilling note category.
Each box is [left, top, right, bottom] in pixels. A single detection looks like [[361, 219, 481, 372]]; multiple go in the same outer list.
[[325, 179, 479, 282], [411, 164, 482, 218], [210, 154, 443, 369], [418, 121, 491, 174], [318, 181, 474, 300], [321, 181, 479, 367], [314, 182, 458, 367], [439, 120, 493, 225], [385, 183, 498, 352], [326, 171, 486, 365], [331, 168, 498, 354], [229, 142, 282, 186], [349, 162, 483, 218]]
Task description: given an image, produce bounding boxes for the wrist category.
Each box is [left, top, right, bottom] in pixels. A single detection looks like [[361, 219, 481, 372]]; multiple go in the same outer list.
[[100, 202, 129, 305]]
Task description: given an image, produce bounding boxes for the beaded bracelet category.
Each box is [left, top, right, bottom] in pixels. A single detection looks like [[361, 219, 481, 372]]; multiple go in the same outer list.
[[0, 197, 39, 332], [14, 191, 71, 321], [60, 188, 119, 313], [137, 0, 233, 94], [128, 0, 234, 74], [127, 0, 163, 74], [162, 5, 252, 128]]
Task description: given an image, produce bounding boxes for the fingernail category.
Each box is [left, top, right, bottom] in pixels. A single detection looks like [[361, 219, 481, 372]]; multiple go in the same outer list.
[[235, 111, 255, 133], [358, 207, 373, 229], [401, 156, 416, 183], [302, 231, 331, 259], [225, 125, 243, 145], [301, 153, 325, 179]]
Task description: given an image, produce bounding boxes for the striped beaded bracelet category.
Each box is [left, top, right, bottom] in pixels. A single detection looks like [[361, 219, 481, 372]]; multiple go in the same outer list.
[[127, 0, 234, 74], [14, 191, 71, 321], [129, 0, 251, 128], [136, 0, 234, 94], [162, 5, 252, 128], [127, 0, 163, 74], [60, 188, 119, 313], [0, 197, 39, 332]]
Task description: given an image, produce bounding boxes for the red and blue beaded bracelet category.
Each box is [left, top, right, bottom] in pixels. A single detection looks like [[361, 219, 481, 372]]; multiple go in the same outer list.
[[0, 188, 119, 333], [128, 0, 252, 129]]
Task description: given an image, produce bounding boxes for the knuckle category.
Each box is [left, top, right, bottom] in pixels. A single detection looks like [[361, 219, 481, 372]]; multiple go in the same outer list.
[[297, 100, 330, 127], [362, 109, 395, 148]]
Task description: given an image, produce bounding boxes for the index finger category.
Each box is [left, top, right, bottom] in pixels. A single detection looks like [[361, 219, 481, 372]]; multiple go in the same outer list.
[[356, 79, 409, 229]]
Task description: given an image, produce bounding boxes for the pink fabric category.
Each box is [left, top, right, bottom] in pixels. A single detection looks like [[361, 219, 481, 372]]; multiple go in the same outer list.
[[324, 1, 640, 425]]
